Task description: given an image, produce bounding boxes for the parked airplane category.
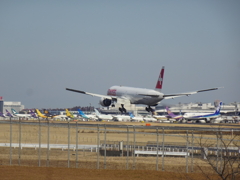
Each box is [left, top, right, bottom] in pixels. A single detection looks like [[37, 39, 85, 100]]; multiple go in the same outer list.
[[143, 115, 157, 122], [183, 102, 223, 123], [129, 112, 144, 122], [166, 107, 183, 121], [152, 111, 170, 120], [5, 110, 14, 117], [0, 112, 6, 118], [94, 109, 113, 121], [113, 114, 131, 122], [29, 109, 38, 118], [152, 111, 176, 123], [11, 108, 33, 118], [77, 109, 97, 120], [66, 109, 75, 119], [35, 109, 59, 119], [66, 66, 221, 113]]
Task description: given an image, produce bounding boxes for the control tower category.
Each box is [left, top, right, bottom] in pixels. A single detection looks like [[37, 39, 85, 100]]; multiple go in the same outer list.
[[0, 96, 3, 113]]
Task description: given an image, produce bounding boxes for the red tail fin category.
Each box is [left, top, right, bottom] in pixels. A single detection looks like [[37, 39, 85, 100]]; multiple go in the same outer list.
[[155, 66, 164, 92]]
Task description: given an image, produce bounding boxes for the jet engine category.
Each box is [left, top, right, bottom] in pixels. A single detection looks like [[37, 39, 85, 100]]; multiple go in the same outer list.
[[99, 98, 112, 107]]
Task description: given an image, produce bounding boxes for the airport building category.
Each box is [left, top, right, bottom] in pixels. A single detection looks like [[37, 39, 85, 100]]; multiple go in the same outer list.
[[0, 97, 3, 113], [99, 101, 240, 116], [0, 97, 24, 114], [156, 102, 240, 116]]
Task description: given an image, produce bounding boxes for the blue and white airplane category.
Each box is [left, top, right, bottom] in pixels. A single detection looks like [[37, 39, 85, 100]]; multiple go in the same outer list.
[[77, 109, 97, 120], [183, 102, 223, 123], [11, 108, 33, 118], [94, 109, 113, 121], [129, 112, 144, 122]]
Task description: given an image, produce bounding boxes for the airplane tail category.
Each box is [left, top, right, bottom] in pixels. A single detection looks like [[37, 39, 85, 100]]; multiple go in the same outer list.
[[36, 109, 44, 116], [28, 109, 37, 118], [66, 109, 74, 118], [11, 108, 18, 115], [78, 109, 85, 115], [94, 109, 101, 116], [0, 112, 5, 117], [166, 107, 177, 118], [5, 109, 13, 117], [214, 102, 223, 115], [129, 112, 134, 118], [155, 66, 165, 92], [31, 112, 38, 118], [78, 109, 88, 118]]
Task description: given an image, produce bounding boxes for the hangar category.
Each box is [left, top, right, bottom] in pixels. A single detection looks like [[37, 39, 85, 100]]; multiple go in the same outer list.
[[0, 97, 24, 114]]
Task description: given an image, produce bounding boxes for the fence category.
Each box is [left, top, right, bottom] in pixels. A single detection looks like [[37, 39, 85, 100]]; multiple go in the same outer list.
[[0, 119, 239, 173]]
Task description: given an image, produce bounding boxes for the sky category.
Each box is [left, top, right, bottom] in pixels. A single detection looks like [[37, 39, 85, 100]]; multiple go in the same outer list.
[[0, 0, 240, 109]]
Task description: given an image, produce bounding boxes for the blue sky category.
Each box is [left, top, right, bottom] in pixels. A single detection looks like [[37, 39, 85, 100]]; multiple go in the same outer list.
[[0, 1, 239, 109]]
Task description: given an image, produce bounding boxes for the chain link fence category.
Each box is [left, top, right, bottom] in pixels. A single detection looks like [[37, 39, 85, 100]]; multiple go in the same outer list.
[[0, 119, 239, 173]]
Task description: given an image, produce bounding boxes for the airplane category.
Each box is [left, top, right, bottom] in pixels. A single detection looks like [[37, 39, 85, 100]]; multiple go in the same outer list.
[[29, 109, 38, 118], [66, 66, 222, 113], [166, 107, 183, 121], [11, 108, 33, 118], [0, 112, 6, 118], [152, 111, 176, 123], [35, 109, 59, 119], [66, 109, 75, 119], [182, 102, 223, 123], [94, 109, 113, 121], [113, 114, 131, 122], [77, 109, 97, 120], [129, 112, 144, 122], [5, 109, 14, 118], [143, 115, 157, 122], [152, 110, 170, 120]]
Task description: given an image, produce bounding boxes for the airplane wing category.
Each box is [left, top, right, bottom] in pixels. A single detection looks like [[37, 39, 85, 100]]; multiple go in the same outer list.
[[66, 88, 113, 99], [66, 88, 131, 104], [163, 87, 222, 99]]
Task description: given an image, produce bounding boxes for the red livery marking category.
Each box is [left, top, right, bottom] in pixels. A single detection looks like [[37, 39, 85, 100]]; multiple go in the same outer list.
[[155, 67, 164, 89], [107, 89, 117, 96]]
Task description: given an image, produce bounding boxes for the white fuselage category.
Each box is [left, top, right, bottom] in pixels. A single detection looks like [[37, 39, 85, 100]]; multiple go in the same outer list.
[[131, 116, 144, 122], [183, 112, 220, 120], [96, 114, 113, 121], [153, 115, 169, 120], [13, 114, 32, 118], [143, 116, 157, 122], [85, 114, 98, 120], [107, 86, 164, 106], [113, 115, 131, 122]]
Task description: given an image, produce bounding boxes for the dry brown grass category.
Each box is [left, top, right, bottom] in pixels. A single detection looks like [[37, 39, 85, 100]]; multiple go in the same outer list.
[[0, 121, 239, 179], [0, 165, 224, 180]]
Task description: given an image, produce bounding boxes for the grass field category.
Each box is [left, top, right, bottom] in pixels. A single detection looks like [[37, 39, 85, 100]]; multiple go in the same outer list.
[[0, 165, 224, 180], [0, 121, 239, 179]]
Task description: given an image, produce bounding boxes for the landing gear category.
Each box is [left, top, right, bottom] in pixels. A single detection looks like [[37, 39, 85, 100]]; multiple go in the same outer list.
[[119, 104, 127, 114], [145, 106, 153, 112]]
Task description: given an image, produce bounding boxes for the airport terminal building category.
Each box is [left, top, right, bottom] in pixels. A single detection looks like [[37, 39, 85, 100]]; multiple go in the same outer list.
[[156, 102, 240, 116], [0, 97, 24, 114], [100, 101, 240, 116]]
